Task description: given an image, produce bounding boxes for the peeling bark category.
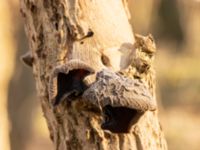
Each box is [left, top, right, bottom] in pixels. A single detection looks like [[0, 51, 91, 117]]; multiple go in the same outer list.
[[20, 0, 167, 149]]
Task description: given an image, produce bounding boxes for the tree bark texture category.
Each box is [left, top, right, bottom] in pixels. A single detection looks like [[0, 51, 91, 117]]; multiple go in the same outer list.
[[20, 0, 167, 149]]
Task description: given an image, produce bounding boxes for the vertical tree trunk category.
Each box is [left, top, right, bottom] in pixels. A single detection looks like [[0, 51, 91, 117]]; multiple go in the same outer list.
[[20, 0, 167, 149], [177, 0, 200, 54]]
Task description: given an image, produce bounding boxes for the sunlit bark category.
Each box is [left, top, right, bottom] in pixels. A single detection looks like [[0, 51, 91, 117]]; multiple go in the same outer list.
[[20, 0, 167, 149]]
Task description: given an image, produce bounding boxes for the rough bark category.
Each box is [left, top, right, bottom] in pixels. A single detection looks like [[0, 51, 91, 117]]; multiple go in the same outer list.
[[20, 0, 167, 149]]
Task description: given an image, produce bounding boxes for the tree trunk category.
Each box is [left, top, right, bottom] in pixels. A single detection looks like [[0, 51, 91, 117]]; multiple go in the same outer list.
[[20, 0, 167, 149]]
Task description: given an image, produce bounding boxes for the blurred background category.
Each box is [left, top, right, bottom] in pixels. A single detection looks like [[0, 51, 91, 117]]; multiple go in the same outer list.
[[0, 0, 199, 150]]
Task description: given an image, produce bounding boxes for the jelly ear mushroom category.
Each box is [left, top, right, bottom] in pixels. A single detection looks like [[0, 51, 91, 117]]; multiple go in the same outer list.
[[49, 59, 95, 106], [83, 69, 156, 133]]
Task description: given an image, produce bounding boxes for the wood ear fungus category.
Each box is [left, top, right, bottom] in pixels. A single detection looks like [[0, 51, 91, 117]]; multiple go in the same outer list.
[[83, 69, 156, 133], [49, 59, 95, 106]]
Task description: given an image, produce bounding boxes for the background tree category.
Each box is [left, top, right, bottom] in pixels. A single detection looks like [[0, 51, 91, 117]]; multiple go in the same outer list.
[[0, 1, 16, 150]]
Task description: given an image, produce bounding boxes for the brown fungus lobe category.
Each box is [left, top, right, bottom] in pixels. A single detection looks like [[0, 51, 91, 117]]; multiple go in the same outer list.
[[83, 69, 156, 133], [49, 59, 95, 106]]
